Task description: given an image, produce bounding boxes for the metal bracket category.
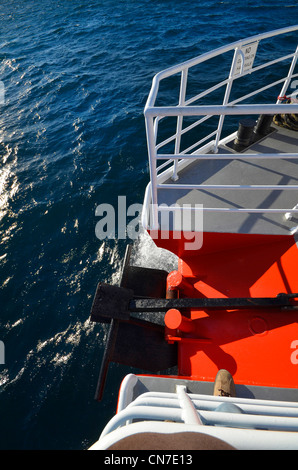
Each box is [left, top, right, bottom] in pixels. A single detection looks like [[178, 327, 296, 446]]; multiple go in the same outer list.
[[91, 244, 176, 401], [91, 284, 298, 323]]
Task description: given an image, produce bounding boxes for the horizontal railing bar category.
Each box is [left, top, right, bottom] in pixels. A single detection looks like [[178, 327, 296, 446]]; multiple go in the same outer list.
[[145, 104, 298, 118], [180, 115, 212, 136], [156, 153, 298, 160], [199, 409, 298, 430], [155, 133, 178, 151], [155, 115, 213, 152], [237, 52, 294, 80], [184, 53, 294, 107], [135, 390, 298, 409], [131, 396, 298, 417], [184, 79, 230, 106], [157, 184, 298, 190], [154, 92, 298, 155], [157, 206, 298, 213], [229, 77, 288, 106], [156, 159, 175, 172], [101, 405, 298, 434], [180, 130, 218, 154], [228, 71, 298, 108], [100, 406, 183, 437]]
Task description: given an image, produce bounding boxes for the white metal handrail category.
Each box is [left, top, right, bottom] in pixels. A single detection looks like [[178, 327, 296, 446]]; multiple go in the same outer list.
[[145, 26, 298, 107], [91, 374, 298, 449], [146, 103, 298, 118], [100, 388, 298, 438], [128, 397, 298, 417], [143, 26, 298, 230]]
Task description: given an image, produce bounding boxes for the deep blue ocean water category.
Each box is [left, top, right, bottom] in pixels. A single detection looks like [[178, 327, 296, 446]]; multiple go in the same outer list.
[[0, 0, 298, 450]]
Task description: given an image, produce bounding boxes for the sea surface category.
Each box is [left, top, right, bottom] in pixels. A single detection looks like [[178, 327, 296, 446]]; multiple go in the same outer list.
[[0, 0, 298, 450]]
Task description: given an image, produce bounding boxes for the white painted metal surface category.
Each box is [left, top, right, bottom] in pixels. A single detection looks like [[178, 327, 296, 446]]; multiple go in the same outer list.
[[142, 25, 298, 231], [90, 420, 298, 450], [90, 374, 298, 450]]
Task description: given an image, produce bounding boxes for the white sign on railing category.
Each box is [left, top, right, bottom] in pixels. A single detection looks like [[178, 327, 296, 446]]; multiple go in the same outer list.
[[234, 41, 258, 76]]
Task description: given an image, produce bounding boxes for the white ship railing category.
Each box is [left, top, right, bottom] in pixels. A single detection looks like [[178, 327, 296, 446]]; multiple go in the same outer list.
[[94, 374, 298, 450], [143, 25, 298, 230]]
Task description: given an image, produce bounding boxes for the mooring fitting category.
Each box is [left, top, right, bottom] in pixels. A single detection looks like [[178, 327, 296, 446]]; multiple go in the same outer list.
[[253, 114, 273, 137], [166, 270, 193, 298], [233, 118, 256, 149], [165, 308, 194, 334]]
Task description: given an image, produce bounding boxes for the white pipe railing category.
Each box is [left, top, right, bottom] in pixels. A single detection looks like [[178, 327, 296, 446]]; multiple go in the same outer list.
[[143, 26, 298, 230], [145, 25, 298, 108], [100, 389, 298, 438], [146, 103, 298, 118], [156, 153, 298, 160], [128, 396, 298, 417]]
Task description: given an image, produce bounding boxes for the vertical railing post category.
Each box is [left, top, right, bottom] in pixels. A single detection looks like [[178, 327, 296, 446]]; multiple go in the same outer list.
[[145, 114, 159, 230], [213, 47, 243, 153], [277, 44, 298, 103], [172, 68, 188, 181]]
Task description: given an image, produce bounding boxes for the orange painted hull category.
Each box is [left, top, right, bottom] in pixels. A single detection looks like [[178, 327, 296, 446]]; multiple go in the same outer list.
[[150, 230, 298, 389]]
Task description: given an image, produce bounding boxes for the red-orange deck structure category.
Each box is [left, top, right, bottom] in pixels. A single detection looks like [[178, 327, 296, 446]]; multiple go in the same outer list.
[[154, 231, 298, 389]]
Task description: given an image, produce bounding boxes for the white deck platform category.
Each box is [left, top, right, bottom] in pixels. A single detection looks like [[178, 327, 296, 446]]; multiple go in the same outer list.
[[156, 124, 298, 235]]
